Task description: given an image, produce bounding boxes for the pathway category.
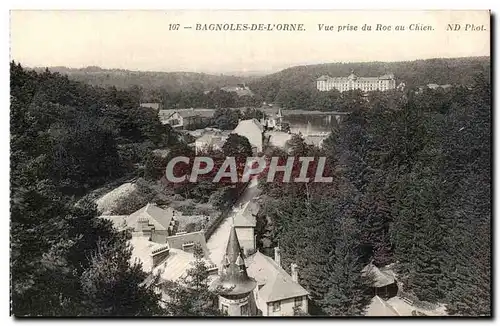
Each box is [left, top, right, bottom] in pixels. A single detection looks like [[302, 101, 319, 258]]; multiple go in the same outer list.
[[206, 178, 260, 266]]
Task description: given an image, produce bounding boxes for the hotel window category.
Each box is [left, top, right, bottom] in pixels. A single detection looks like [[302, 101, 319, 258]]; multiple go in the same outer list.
[[294, 297, 303, 307], [240, 303, 249, 316], [221, 304, 228, 315], [272, 301, 281, 312]]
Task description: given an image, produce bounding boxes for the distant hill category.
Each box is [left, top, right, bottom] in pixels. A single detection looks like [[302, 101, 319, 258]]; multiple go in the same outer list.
[[31, 66, 253, 94], [247, 56, 491, 102], [32, 56, 490, 104]]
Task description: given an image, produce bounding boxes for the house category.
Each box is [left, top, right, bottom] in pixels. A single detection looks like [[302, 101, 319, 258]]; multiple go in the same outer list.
[[232, 119, 264, 154], [233, 201, 258, 254], [365, 295, 448, 316], [266, 131, 293, 149], [103, 204, 217, 284], [195, 131, 230, 154], [221, 84, 254, 97], [160, 109, 214, 129], [246, 249, 309, 316], [140, 102, 163, 111], [303, 134, 328, 149], [426, 84, 453, 90], [130, 232, 217, 283], [260, 108, 284, 131], [212, 227, 309, 316], [125, 203, 179, 242], [365, 296, 400, 316], [361, 262, 398, 299]]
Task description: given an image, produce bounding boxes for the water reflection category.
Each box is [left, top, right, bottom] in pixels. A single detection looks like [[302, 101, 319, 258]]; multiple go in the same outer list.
[[284, 114, 339, 134]]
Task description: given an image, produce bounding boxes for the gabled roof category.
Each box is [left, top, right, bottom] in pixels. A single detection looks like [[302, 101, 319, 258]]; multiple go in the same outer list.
[[304, 135, 327, 148], [234, 119, 264, 134], [362, 263, 396, 288], [365, 296, 400, 316], [317, 75, 331, 81], [195, 132, 229, 147], [126, 203, 178, 231], [246, 251, 309, 303], [167, 109, 214, 119], [166, 231, 210, 258], [233, 202, 258, 227], [130, 236, 213, 282]]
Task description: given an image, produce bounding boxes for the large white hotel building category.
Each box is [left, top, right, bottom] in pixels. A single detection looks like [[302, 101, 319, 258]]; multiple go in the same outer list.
[[316, 71, 396, 92]]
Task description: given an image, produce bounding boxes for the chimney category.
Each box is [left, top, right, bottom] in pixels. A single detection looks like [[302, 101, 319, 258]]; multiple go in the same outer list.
[[291, 263, 299, 283], [274, 246, 281, 266], [137, 217, 151, 232], [151, 245, 170, 269]]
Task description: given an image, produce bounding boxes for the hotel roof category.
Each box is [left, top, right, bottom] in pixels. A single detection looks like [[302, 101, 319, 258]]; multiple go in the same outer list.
[[317, 73, 395, 81]]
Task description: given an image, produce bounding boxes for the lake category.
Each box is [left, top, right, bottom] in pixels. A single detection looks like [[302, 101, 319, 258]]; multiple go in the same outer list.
[[284, 114, 340, 134]]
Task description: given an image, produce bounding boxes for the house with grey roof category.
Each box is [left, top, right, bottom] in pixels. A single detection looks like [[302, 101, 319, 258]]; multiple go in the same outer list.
[[161, 109, 214, 129], [213, 226, 309, 316], [233, 201, 258, 254], [246, 249, 309, 316], [362, 262, 398, 299], [125, 203, 179, 242], [232, 119, 264, 154]]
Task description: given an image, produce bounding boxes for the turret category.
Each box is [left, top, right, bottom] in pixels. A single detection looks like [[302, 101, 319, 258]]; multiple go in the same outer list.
[[214, 227, 257, 316]]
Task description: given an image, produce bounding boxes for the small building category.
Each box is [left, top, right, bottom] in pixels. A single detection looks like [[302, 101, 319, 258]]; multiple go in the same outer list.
[[220, 84, 254, 97], [232, 119, 264, 154], [160, 109, 214, 129], [266, 131, 293, 149], [362, 263, 398, 299], [233, 201, 258, 254], [260, 108, 284, 131], [125, 203, 179, 242], [426, 83, 453, 90], [303, 134, 328, 149], [365, 295, 448, 317], [140, 102, 163, 111], [195, 131, 230, 154], [365, 295, 401, 316], [130, 232, 217, 283]]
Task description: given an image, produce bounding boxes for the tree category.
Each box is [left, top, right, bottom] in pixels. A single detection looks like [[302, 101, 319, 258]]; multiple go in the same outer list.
[[212, 108, 241, 130], [80, 236, 164, 316], [10, 62, 172, 316], [222, 134, 253, 162], [161, 244, 221, 316], [320, 218, 372, 316]]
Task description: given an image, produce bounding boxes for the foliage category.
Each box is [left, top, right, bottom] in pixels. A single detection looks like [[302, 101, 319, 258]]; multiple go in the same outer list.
[[10, 62, 170, 316], [258, 71, 491, 316], [160, 244, 221, 316]]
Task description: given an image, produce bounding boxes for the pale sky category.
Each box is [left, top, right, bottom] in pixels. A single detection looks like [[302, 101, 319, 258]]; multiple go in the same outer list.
[[10, 10, 490, 74]]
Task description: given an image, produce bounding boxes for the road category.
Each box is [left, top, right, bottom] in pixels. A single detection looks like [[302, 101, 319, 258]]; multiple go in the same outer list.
[[206, 178, 260, 266]]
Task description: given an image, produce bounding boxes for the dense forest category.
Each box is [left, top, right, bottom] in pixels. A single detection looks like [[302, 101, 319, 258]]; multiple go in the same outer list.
[[10, 62, 218, 316], [32, 66, 250, 94], [248, 56, 491, 104], [258, 71, 491, 316], [34, 57, 490, 113]]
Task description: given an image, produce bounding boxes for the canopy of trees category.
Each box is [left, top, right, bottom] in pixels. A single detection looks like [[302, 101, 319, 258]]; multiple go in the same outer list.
[[258, 71, 491, 316], [10, 62, 176, 315]]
